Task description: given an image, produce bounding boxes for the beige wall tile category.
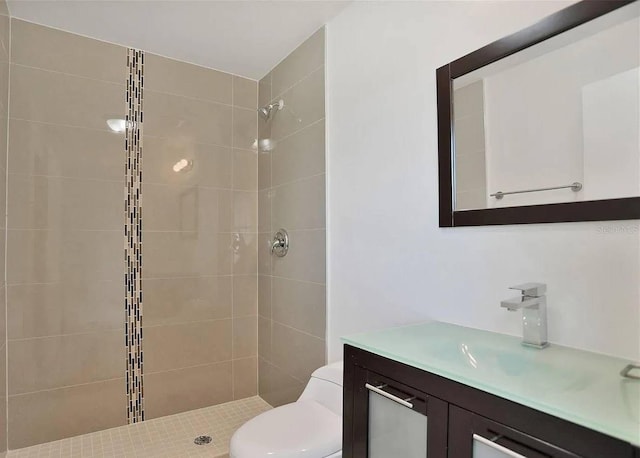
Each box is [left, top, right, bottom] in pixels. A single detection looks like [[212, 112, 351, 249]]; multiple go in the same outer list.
[[454, 113, 485, 155], [7, 229, 122, 284], [271, 230, 325, 283], [271, 322, 325, 383], [145, 53, 232, 104], [8, 175, 123, 230], [8, 378, 126, 449], [143, 183, 232, 232], [144, 362, 232, 419], [270, 67, 325, 141], [272, 119, 325, 187], [232, 107, 257, 150], [258, 317, 271, 361], [11, 20, 126, 83], [0, 345, 6, 454], [272, 28, 324, 99], [9, 119, 123, 181], [143, 231, 232, 278], [144, 90, 232, 146], [455, 150, 486, 193], [10, 65, 124, 131], [258, 149, 271, 191], [144, 319, 232, 373], [258, 73, 272, 108], [271, 174, 325, 231], [0, 15, 9, 62], [272, 277, 326, 339], [233, 76, 257, 109], [233, 191, 257, 232], [233, 232, 257, 275], [144, 136, 232, 188], [233, 149, 257, 191], [8, 331, 123, 395], [233, 357, 257, 400], [258, 189, 272, 233], [259, 357, 304, 407], [233, 316, 257, 358], [257, 232, 272, 275], [7, 280, 121, 339], [144, 276, 232, 327], [0, 288, 5, 345], [233, 275, 257, 317], [455, 189, 488, 210], [454, 80, 484, 120], [258, 275, 271, 319], [0, 61, 8, 118]]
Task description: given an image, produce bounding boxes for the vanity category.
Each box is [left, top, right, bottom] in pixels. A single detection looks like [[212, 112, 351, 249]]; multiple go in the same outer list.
[[342, 322, 640, 457]]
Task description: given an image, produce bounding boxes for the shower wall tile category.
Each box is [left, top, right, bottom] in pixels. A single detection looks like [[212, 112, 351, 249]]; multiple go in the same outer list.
[[233, 107, 257, 150], [7, 280, 122, 339], [271, 322, 325, 383], [144, 362, 233, 419], [9, 120, 124, 181], [0, 342, 6, 455], [0, 8, 7, 456], [233, 275, 257, 317], [271, 229, 326, 284], [258, 29, 326, 406], [233, 191, 258, 232], [6, 229, 122, 285], [11, 19, 125, 83], [232, 316, 257, 358], [272, 277, 326, 339], [144, 89, 232, 146], [144, 320, 233, 374], [270, 67, 325, 141], [8, 378, 126, 449], [144, 137, 232, 188], [0, 15, 9, 62], [271, 173, 326, 231], [9, 64, 124, 131], [143, 276, 233, 327], [145, 53, 232, 104], [233, 149, 257, 191], [271, 28, 324, 99], [143, 231, 233, 278], [272, 119, 325, 187], [233, 357, 258, 400], [232, 232, 258, 274], [233, 75, 258, 110], [7, 175, 123, 230], [8, 331, 123, 395]]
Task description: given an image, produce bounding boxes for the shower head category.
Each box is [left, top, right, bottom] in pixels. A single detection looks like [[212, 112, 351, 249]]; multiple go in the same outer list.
[[257, 99, 284, 121]]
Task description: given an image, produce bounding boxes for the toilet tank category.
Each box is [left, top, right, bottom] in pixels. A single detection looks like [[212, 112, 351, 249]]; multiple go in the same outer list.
[[298, 361, 343, 417]]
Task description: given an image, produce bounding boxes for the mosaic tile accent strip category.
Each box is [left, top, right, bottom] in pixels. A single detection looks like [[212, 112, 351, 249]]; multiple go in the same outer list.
[[125, 47, 145, 424], [7, 397, 272, 458]]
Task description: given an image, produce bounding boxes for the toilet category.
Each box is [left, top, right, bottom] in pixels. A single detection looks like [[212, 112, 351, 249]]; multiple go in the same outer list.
[[230, 361, 343, 458]]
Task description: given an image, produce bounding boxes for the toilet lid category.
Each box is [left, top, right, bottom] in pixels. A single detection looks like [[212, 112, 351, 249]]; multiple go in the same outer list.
[[231, 400, 341, 458]]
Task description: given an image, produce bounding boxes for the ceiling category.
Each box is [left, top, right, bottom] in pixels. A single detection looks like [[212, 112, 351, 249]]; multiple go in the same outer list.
[[7, 0, 350, 80]]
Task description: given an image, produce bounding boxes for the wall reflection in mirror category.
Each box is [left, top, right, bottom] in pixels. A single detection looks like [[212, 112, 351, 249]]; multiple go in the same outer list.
[[452, 2, 639, 211]]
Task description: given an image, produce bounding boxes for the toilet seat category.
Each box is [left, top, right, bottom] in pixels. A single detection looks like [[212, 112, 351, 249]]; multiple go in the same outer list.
[[230, 400, 341, 458]]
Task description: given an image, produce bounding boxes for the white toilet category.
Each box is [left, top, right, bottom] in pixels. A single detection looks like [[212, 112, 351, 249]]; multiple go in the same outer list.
[[230, 361, 343, 458]]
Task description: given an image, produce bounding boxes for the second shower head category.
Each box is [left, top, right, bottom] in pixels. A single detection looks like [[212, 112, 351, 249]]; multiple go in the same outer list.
[[258, 99, 284, 121]]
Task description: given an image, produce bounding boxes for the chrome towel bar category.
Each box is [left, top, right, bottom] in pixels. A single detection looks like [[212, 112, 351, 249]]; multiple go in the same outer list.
[[490, 182, 582, 199]]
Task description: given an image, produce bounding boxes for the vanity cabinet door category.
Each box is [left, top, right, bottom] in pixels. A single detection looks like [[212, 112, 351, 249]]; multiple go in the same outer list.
[[347, 365, 448, 458], [449, 405, 595, 458]]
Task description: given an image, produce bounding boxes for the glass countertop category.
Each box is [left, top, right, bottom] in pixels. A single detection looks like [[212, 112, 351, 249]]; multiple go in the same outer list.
[[342, 321, 640, 446]]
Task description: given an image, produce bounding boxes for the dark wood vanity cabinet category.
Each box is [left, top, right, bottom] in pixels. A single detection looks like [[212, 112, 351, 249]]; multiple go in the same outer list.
[[343, 345, 639, 458]]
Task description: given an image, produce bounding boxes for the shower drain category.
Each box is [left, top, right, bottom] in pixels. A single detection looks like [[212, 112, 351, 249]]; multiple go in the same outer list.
[[194, 435, 213, 446]]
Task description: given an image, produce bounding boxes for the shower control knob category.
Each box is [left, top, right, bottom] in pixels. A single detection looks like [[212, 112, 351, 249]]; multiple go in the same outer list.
[[271, 229, 289, 257]]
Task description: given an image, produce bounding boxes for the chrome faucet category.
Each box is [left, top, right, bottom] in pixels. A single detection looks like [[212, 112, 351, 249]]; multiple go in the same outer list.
[[501, 283, 548, 349]]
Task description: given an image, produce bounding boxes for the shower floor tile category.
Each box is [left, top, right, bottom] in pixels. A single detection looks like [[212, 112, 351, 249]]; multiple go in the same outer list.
[[7, 396, 272, 458]]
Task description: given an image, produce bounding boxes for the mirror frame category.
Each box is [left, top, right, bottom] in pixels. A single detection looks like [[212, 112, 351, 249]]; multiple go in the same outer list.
[[437, 0, 640, 227]]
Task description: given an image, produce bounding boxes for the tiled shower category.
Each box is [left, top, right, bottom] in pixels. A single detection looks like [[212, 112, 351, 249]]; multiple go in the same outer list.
[[0, 1, 326, 455]]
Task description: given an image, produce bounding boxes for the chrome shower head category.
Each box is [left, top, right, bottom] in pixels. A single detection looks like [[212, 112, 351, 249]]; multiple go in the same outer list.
[[257, 100, 284, 121]]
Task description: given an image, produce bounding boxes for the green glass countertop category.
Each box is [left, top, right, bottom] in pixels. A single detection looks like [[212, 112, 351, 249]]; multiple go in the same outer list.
[[342, 321, 640, 446]]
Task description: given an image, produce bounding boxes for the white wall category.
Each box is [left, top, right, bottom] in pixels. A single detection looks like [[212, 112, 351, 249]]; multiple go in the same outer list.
[[326, 1, 640, 362]]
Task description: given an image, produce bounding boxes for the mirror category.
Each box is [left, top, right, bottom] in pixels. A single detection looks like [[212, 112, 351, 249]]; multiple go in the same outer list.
[[437, 0, 640, 227]]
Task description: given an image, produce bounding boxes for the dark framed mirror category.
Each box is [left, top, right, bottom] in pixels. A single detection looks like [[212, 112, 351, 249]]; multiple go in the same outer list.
[[437, 0, 640, 227]]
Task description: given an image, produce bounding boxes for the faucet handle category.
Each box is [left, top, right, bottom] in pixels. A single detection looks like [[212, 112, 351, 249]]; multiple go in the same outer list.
[[509, 283, 546, 297]]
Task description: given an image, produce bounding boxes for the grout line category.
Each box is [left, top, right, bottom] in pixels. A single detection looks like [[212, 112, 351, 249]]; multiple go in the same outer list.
[[271, 63, 325, 102], [269, 171, 326, 191], [10, 62, 125, 87], [271, 116, 325, 145], [269, 318, 326, 341], [4, 16, 10, 452], [8, 328, 123, 342], [8, 376, 126, 398]]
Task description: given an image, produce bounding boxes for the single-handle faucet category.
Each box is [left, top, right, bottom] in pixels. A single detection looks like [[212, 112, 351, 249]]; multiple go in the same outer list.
[[501, 283, 548, 349]]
